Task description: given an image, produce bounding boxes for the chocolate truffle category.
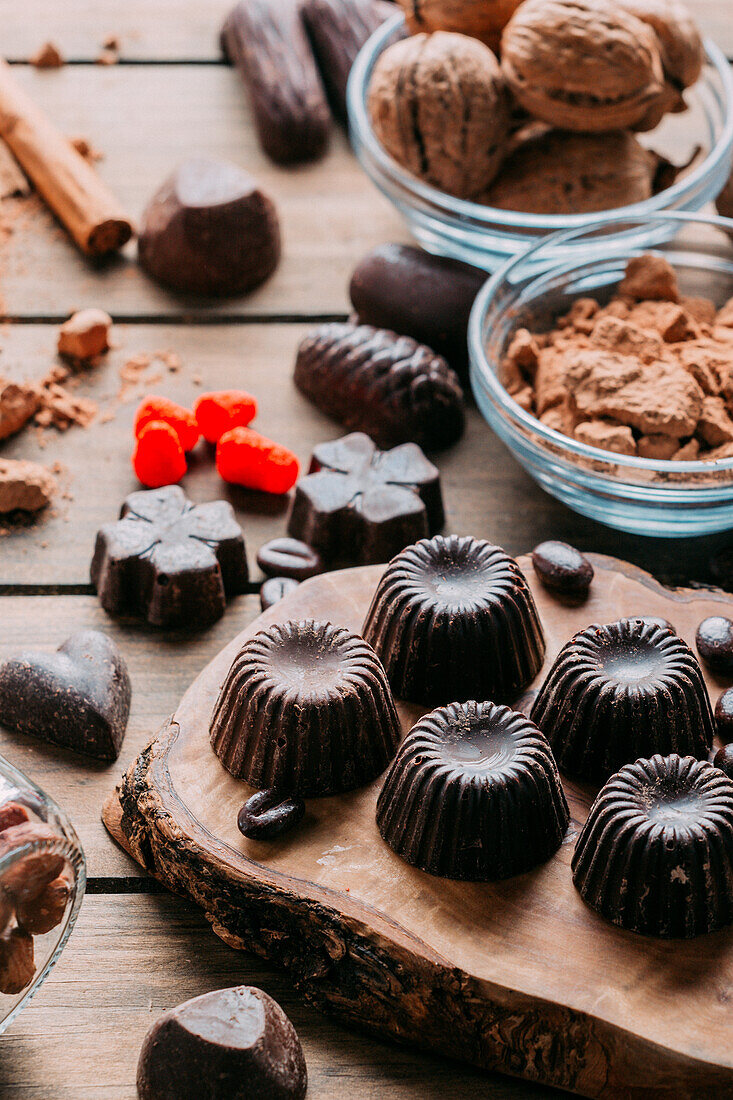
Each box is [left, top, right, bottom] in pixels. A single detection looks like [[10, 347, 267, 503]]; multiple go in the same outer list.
[[377, 700, 569, 880], [531, 618, 714, 784], [138, 158, 281, 297], [362, 535, 545, 706], [210, 620, 400, 795], [572, 754, 733, 937], [137, 985, 307, 1100]]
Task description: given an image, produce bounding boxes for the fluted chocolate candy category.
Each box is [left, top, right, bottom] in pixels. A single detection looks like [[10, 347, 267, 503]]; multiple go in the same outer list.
[[294, 323, 464, 451], [210, 620, 400, 795], [378, 700, 569, 880], [363, 535, 545, 706], [532, 618, 714, 784], [349, 244, 486, 376], [137, 985, 307, 1100], [573, 754, 733, 937], [138, 158, 281, 297]]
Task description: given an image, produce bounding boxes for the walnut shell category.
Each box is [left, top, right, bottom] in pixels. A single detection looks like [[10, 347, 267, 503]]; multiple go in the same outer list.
[[620, 0, 703, 89], [396, 0, 523, 53], [501, 0, 667, 133], [367, 31, 510, 200]]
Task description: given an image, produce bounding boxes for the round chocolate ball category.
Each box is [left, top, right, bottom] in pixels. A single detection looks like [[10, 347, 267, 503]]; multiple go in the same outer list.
[[531, 540, 593, 597], [696, 616, 733, 677], [714, 743, 733, 781], [715, 687, 733, 743]]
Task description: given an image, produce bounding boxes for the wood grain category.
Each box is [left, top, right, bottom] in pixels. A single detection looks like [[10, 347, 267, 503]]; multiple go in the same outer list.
[[107, 555, 733, 1097], [0, 593, 261, 879], [0, 892, 556, 1098]]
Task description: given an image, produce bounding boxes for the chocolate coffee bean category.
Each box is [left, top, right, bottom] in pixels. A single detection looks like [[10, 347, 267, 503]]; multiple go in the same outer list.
[[237, 789, 306, 840], [221, 0, 330, 165], [531, 540, 593, 597], [256, 537, 324, 580], [302, 0, 395, 123], [294, 323, 464, 451], [714, 743, 733, 781], [349, 244, 486, 376], [260, 576, 300, 611], [137, 985, 307, 1100], [716, 687, 733, 743], [288, 432, 444, 564], [696, 616, 733, 676], [0, 630, 131, 761], [92, 485, 248, 630], [138, 158, 281, 297]]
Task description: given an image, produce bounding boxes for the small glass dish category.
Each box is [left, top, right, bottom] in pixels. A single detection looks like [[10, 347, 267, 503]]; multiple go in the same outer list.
[[347, 13, 733, 272], [468, 212, 733, 538], [0, 756, 85, 1036]]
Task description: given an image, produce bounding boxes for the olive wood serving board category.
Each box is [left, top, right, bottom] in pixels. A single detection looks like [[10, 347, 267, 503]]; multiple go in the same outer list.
[[103, 553, 733, 1098]]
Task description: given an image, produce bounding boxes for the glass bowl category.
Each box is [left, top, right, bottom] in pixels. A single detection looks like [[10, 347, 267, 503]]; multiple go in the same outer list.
[[0, 756, 85, 1036], [347, 14, 733, 272], [468, 212, 733, 538]]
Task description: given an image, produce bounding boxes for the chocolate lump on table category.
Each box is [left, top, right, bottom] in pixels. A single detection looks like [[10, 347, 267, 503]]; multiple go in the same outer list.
[[91, 486, 248, 630], [238, 789, 305, 841], [294, 323, 465, 451], [531, 540, 593, 598], [363, 535, 545, 706], [137, 985, 307, 1100], [531, 618, 714, 783], [378, 700, 569, 880], [714, 743, 733, 780], [696, 616, 733, 676], [715, 687, 733, 743], [349, 244, 486, 377], [256, 537, 323, 581], [0, 630, 131, 761], [138, 158, 281, 297], [287, 432, 444, 565], [210, 620, 400, 795], [573, 754, 733, 938]]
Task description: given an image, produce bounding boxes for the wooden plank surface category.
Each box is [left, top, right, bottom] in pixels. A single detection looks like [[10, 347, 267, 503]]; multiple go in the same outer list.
[[0, 66, 405, 320], [0, 893, 558, 1098], [4, 0, 732, 61]]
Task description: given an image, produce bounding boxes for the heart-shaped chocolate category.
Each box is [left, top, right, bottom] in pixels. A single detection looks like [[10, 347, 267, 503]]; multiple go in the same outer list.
[[0, 630, 131, 761]]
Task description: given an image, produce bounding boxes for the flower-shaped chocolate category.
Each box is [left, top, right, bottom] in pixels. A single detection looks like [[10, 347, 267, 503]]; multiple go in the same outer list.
[[287, 432, 444, 564], [91, 485, 248, 629]]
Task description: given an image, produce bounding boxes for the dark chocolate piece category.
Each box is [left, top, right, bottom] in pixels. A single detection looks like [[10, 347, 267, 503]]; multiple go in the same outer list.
[[363, 535, 545, 706], [349, 244, 486, 376], [287, 432, 444, 565], [138, 158, 281, 298], [572, 754, 733, 937], [377, 700, 569, 880], [531, 540, 593, 597], [302, 0, 394, 123], [260, 576, 300, 611], [256, 537, 323, 581], [137, 985, 307, 1100], [210, 620, 400, 795], [238, 789, 305, 840], [0, 630, 131, 761], [220, 0, 330, 165], [696, 615, 733, 676], [294, 323, 465, 451], [716, 687, 733, 743], [714, 743, 733, 780], [92, 485, 248, 630], [531, 618, 714, 784]]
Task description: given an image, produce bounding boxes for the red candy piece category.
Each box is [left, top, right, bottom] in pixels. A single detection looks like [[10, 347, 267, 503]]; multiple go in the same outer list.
[[216, 427, 299, 494], [134, 396, 199, 452], [194, 390, 258, 444], [133, 421, 187, 488]]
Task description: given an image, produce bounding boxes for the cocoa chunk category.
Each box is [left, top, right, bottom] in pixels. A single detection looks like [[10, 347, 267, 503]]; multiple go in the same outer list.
[[696, 395, 733, 446], [513, 386, 534, 411], [704, 441, 733, 462], [672, 438, 700, 460], [574, 420, 637, 456], [590, 316, 662, 362], [676, 342, 724, 395], [534, 347, 574, 414], [0, 460, 56, 514], [717, 297, 733, 329], [57, 309, 112, 361], [539, 399, 577, 435], [619, 254, 679, 302], [558, 298, 598, 334], [680, 296, 717, 326], [506, 328, 540, 373], [0, 380, 40, 441], [638, 433, 679, 460], [626, 301, 696, 341]]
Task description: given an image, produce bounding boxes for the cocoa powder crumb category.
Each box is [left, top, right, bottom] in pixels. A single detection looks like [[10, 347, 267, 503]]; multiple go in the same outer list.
[[30, 42, 64, 69], [0, 460, 56, 513], [0, 380, 40, 442], [57, 309, 112, 362], [69, 136, 104, 163], [619, 254, 679, 302]]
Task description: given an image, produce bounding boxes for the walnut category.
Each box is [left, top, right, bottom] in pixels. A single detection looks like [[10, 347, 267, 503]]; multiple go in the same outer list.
[[367, 32, 510, 199], [500, 0, 666, 133], [481, 129, 659, 214], [396, 0, 523, 53], [716, 168, 733, 223], [619, 0, 703, 90]]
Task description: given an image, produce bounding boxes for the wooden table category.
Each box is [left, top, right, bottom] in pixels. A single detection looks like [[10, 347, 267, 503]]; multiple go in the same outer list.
[[0, 4, 730, 1096]]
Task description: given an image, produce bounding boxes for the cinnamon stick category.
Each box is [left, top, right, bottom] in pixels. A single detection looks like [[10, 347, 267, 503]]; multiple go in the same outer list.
[[0, 58, 133, 255]]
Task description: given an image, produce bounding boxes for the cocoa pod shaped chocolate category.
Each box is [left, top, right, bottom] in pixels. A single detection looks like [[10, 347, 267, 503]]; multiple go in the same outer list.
[[221, 0, 331, 164], [294, 323, 465, 450]]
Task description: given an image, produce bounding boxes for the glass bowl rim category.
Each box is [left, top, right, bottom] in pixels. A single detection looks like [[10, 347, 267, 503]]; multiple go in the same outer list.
[[468, 210, 733, 478], [347, 13, 733, 231]]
